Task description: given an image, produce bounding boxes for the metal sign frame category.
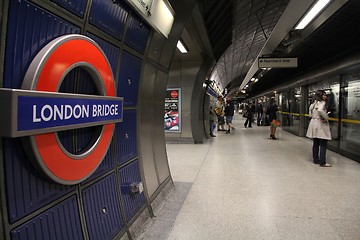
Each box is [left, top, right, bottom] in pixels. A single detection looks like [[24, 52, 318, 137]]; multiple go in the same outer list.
[[258, 57, 298, 68], [0, 89, 123, 137]]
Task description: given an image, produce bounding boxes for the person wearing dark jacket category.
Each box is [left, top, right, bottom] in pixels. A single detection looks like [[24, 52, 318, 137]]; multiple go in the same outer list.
[[209, 106, 217, 137], [224, 99, 235, 134], [257, 103, 263, 126], [244, 103, 255, 128]]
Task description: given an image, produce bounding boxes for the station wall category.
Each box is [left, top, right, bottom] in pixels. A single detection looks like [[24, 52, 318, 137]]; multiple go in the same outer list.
[[0, 0, 175, 239]]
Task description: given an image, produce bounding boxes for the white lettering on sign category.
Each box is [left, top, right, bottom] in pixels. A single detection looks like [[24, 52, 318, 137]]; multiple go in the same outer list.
[[33, 105, 40, 122], [32, 104, 120, 123], [92, 104, 119, 117], [136, 0, 151, 11], [258, 58, 298, 68], [42, 105, 53, 121], [65, 105, 73, 120], [33, 104, 90, 122]]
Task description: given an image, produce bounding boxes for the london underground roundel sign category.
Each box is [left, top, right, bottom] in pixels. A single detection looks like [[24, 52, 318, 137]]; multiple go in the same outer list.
[[19, 34, 123, 185]]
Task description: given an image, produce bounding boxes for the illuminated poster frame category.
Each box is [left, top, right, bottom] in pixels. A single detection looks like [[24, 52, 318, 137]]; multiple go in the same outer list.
[[164, 88, 181, 132]]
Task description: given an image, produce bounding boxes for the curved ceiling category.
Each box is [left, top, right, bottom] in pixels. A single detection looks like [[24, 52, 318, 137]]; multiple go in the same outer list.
[[199, 0, 290, 92], [196, 0, 360, 98], [201, 0, 289, 90]]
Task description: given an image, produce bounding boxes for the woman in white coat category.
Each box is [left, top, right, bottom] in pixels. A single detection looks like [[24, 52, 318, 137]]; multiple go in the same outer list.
[[306, 90, 332, 167]]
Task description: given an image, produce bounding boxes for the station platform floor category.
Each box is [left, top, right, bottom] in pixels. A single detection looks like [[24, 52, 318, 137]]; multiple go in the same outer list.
[[134, 115, 360, 240]]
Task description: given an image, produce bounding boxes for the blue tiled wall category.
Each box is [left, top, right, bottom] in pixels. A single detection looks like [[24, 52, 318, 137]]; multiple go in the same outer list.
[[125, 13, 150, 54], [2, 0, 150, 238], [11, 196, 83, 240], [119, 160, 145, 221], [89, 0, 129, 40], [4, 0, 79, 223], [118, 51, 142, 107], [50, 0, 87, 18], [83, 174, 124, 240], [115, 110, 138, 165]]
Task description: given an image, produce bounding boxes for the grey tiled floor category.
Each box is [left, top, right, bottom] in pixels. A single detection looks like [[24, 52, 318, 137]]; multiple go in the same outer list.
[[135, 115, 360, 240]]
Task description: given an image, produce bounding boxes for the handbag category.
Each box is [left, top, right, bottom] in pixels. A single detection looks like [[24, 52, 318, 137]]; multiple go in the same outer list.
[[271, 119, 281, 128], [243, 112, 248, 118], [214, 107, 222, 116]]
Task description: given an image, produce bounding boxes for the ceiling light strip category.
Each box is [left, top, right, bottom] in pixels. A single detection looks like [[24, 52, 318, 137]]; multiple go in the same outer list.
[[295, 0, 331, 29]]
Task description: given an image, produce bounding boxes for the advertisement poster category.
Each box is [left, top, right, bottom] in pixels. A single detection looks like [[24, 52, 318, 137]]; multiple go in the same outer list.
[[164, 88, 181, 132]]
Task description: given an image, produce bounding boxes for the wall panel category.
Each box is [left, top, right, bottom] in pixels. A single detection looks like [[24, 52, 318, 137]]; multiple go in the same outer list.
[[10, 196, 83, 240], [82, 174, 124, 240], [152, 71, 171, 183], [4, 0, 80, 89], [124, 13, 150, 54], [119, 160, 145, 221], [50, 0, 87, 18], [115, 110, 138, 165], [89, 0, 129, 40], [138, 64, 159, 196], [4, 139, 74, 223], [117, 51, 142, 107]]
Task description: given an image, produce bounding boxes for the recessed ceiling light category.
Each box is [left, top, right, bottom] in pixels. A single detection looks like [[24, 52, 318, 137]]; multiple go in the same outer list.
[[177, 39, 188, 53]]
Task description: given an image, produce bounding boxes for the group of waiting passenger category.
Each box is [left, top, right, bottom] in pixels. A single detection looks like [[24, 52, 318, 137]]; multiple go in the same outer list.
[[210, 96, 280, 138], [209, 96, 236, 137], [241, 98, 280, 139], [210, 91, 332, 167]]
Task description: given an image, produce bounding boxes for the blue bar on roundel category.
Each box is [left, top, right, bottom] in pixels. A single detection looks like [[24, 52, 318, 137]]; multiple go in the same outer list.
[[17, 95, 123, 131]]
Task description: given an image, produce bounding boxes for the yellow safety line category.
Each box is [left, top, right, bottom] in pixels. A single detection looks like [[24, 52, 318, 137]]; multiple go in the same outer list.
[[341, 118, 360, 124], [277, 111, 360, 124]]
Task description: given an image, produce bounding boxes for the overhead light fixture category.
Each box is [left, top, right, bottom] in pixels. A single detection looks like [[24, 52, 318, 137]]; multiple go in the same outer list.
[[295, 0, 331, 30], [177, 39, 188, 53]]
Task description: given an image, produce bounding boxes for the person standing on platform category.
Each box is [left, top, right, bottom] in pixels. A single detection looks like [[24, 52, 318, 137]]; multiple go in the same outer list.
[[215, 96, 226, 131], [268, 97, 279, 139], [244, 102, 255, 128], [209, 106, 217, 137], [306, 90, 332, 167], [224, 98, 235, 134], [257, 103, 263, 126]]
